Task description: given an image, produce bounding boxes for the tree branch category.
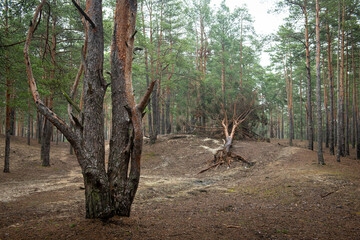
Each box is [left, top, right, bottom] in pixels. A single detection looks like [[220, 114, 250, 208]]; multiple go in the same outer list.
[[71, 0, 96, 29], [0, 40, 26, 48], [137, 80, 156, 112], [24, 0, 79, 148]]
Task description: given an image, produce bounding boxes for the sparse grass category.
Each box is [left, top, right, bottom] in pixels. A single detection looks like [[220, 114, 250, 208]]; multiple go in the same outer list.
[[276, 229, 289, 234], [142, 152, 158, 160]]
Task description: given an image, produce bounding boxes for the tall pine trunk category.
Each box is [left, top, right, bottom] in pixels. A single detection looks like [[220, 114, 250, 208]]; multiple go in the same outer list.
[[337, 1, 345, 162], [150, 1, 163, 143], [357, 48, 360, 159], [315, 0, 324, 164], [141, 1, 152, 137], [304, 1, 313, 150], [3, 0, 11, 173], [345, 43, 350, 156], [323, 58, 329, 148], [41, 5, 57, 166], [327, 20, 335, 155], [351, 34, 356, 149]]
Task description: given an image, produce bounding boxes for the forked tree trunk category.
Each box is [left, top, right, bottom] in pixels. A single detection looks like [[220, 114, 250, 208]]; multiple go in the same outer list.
[[25, 0, 153, 219]]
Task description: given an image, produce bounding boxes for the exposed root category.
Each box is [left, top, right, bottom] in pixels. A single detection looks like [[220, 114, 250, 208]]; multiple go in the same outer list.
[[198, 149, 254, 174]]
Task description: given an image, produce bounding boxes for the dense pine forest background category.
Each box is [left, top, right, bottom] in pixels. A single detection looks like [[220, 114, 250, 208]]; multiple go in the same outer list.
[[1, 0, 360, 167]]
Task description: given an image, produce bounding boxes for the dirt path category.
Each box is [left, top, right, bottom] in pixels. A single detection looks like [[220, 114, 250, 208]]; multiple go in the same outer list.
[[0, 135, 359, 239]]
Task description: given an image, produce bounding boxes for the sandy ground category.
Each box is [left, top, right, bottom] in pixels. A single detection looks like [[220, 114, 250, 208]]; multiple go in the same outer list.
[[0, 134, 359, 239]]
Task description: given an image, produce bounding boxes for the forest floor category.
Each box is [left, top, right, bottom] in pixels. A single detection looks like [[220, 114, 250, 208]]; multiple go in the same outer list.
[[0, 134, 360, 240]]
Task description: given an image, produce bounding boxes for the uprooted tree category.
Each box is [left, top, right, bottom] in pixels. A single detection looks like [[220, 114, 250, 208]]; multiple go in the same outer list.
[[25, 0, 155, 219], [198, 95, 257, 174]]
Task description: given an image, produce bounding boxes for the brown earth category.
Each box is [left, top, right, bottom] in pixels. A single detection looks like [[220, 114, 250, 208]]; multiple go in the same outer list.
[[0, 134, 359, 240]]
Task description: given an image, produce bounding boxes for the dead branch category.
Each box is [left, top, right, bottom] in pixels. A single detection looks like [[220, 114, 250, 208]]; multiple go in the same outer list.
[[71, 0, 96, 29], [137, 80, 156, 112]]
